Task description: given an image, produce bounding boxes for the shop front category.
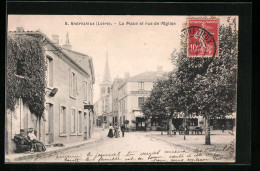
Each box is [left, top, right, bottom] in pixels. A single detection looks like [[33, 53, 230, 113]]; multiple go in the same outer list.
[[133, 110, 147, 131]]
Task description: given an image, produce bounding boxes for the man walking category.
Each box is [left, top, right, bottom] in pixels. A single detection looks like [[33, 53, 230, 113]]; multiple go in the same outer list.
[[121, 124, 126, 137]]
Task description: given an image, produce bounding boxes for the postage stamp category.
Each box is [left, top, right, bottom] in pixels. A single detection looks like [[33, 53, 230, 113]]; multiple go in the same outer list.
[[181, 18, 219, 57]]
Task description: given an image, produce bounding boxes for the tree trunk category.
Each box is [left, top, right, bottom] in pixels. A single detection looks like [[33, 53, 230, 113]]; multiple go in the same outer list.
[[205, 115, 211, 145], [169, 117, 173, 136]]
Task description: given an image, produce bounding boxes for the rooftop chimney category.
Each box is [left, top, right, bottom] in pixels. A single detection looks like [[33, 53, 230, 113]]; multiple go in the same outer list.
[[52, 34, 59, 45], [62, 32, 72, 50], [16, 27, 24, 32]]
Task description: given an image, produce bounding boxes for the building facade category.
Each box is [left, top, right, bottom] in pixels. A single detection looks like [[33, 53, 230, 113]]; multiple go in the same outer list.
[[111, 78, 124, 125], [6, 28, 95, 154], [118, 67, 165, 131]]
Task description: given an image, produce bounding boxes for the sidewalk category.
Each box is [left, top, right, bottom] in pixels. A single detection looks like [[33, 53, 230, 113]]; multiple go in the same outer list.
[[145, 130, 236, 160], [5, 127, 106, 162]]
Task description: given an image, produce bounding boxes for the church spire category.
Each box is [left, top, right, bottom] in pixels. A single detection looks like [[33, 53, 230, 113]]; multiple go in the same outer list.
[[62, 32, 72, 50], [102, 50, 111, 84]]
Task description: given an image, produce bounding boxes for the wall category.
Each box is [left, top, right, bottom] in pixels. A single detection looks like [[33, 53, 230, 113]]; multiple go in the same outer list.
[[44, 45, 94, 145]]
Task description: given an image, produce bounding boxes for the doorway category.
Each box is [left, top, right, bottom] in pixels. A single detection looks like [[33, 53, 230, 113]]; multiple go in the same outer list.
[[84, 112, 88, 139], [45, 103, 54, 145], [89, 112, 91, 138]]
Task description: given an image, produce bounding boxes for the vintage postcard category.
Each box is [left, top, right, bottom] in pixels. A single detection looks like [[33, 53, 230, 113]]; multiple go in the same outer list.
[[5, 15, 238, 163]]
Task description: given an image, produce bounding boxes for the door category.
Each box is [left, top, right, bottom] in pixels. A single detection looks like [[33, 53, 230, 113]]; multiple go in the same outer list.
[[45, 103, 54, 145], [84, 112, 88, 139], [89, 112, 91, 138]]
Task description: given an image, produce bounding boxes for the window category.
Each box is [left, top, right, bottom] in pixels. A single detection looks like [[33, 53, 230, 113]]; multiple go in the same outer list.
[[105, 97, 108, 112], [108, 87, 110, 94], [16, 58, 26, 77], [89, 84, 92, 102], [71, 109, 76, 133], [78, 111, 82, 133], [60, 106, 66, 134], [102, 99, 105, 112], [46, 56, 53, 87], [103, 116, 107, 122], [122, 99, 125, 113], [138, 82, 144, 90], [70, 71, 77, 98], [84, 81, 88, 101], [138, 97, 145, 107], [115, 116, 118, 123]]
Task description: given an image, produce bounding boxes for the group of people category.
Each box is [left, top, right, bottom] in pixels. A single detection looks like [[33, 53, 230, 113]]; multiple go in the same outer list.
[[107, 123, 125, 138], [14, 128, 46, 153]]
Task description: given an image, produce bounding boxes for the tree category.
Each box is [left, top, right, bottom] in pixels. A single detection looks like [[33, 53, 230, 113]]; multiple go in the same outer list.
[[142, 24, 237, 145], [192, 25, 237, 144]]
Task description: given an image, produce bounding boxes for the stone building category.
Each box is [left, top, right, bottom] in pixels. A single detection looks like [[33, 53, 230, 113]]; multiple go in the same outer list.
[[111, 77, 124, 125], [5, 28, 95, 154], [118, 67, 165, 131]]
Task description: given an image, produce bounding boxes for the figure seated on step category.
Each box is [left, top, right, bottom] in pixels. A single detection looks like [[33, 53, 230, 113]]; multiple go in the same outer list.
[[27, 128, 46, 152], [13, 129, 31, 153]]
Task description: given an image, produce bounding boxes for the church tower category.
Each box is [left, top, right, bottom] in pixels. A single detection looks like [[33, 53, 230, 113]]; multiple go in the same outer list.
[[100, 51, 112, 97]]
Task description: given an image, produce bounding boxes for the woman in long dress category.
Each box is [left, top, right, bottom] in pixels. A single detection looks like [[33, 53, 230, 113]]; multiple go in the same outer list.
[[107, 123, 114, 138], [114, 123, 119, 138]]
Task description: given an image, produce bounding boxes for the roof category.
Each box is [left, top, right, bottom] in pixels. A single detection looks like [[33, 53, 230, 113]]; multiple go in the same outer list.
[[101, 53, 111, 85], [117, 71, 167, 89], [8, 30, 95, 83], [62, 48, 94, 82], [127, 71, 166, 82]]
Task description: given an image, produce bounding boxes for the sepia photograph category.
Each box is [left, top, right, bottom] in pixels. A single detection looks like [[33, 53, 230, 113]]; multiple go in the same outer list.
[[5, 15, 238, 163]]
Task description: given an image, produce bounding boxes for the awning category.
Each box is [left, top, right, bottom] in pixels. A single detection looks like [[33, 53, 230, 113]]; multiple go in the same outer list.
[[134, 111, 145, 118]]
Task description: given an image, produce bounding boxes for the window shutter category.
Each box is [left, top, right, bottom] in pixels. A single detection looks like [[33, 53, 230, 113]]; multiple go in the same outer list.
[[69, 71, 72, 96], [75, 75, 77, 96], [60, 106, 63, 134]]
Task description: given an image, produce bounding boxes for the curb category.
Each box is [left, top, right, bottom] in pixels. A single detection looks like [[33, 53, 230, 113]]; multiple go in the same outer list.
[[6, 132, 104, 162]]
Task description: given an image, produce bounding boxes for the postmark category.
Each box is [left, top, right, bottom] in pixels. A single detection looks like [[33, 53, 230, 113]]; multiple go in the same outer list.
[[181, 18, 219, 57]]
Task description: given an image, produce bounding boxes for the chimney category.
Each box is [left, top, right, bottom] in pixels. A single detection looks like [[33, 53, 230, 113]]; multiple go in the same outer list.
[[16, 27, 24, 32], [52, 34, 59, 45], [62, 32, 72, 50], [157, 66, 163, 72]]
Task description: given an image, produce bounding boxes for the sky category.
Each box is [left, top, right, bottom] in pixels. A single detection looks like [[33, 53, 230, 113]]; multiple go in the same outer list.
[[8, 15, 236, 102]]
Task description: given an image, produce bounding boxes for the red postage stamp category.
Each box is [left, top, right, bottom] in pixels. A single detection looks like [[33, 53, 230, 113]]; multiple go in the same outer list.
[[184, 18, 219, 57]]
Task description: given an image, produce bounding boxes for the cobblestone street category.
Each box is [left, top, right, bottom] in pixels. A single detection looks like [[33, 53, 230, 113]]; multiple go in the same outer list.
[[24, 129, 235, 163]]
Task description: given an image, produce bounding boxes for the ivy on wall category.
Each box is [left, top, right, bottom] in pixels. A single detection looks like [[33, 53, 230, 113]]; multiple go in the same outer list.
[[7, 34, 46, 118]]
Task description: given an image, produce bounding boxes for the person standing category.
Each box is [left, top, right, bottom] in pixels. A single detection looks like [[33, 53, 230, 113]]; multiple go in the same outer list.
[[221, 124, 225, 133], [107, 123, 114, 138], [102, 122, 105, 130], [114, 123, 119, 138], [121, 124, 126, 137]]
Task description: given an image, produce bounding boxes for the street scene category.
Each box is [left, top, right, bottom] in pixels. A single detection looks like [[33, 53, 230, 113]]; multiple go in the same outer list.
[[5, 15, 238, 163], [24, 128, 235, 163]]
